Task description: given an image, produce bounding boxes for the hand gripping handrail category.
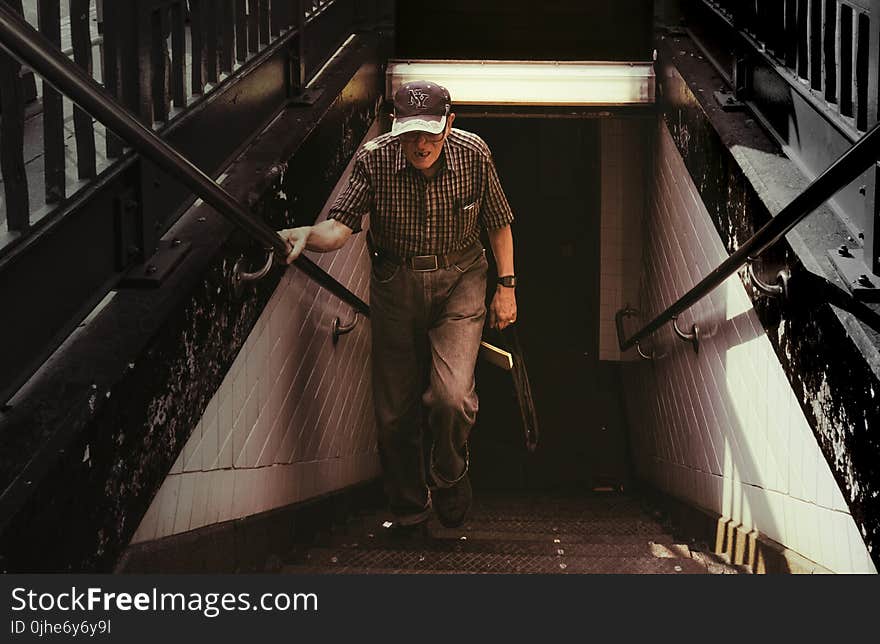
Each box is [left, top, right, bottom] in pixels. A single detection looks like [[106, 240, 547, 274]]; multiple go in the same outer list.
[[617, 118, 880, 352], [0, 3, 368, 319]]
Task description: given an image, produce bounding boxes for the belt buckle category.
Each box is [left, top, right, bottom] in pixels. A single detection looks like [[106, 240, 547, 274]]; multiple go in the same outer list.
[[411, 255, 439, 272]]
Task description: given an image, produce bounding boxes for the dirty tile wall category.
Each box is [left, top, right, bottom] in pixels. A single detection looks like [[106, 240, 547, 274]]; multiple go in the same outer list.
[[621, 121, 875, 573], [130, 130, 382, 544]]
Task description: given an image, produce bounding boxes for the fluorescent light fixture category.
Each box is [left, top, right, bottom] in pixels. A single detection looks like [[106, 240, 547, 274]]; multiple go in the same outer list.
[[387, 60, 655, 106]]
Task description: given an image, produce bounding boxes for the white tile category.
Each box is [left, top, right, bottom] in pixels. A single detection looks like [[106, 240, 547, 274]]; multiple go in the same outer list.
[[829, 474, 849, 513], [265, 464, 287, 510], [201, 409, 219, 472], [843, 514, 876, 573], [188, 472, 212, 531], [183, 425, 203, 473], [800, 431, 820, 505], [285, 464, 303, 505], [130, 491, 162, 544], [787, 412, 808, 502], [828, 510, 853, 573], [232, 364, 248, 423], [172, 472, 196, 535], [168, 446, 185, 475], [204, 469, 227, 526], [232, 468, 257, 518], [762, 490, 786, 547], [814, 454, 838, 510], [781, 496, 801, 556], [216, 415, 234, 470], [246, 333, 264, 396], [797, 500, 819, 565], [215, 469, 236, 523], [256, 412, 281, 468], [743, 483, 766, 535], [217, 376, 234, 439], [248, 411, 271, 467], [155, 475, 181, 540], [815, 506, 837, 572], [233, 389, 259, 467], [764, 361, 790, 494], [301, 461, 317, 499]]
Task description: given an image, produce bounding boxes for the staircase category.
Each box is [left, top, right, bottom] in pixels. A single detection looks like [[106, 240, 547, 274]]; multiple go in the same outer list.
[[281, 491, 748, 574]]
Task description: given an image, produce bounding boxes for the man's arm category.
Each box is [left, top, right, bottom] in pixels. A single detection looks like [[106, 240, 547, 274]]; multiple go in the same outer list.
[[279, 151, 371, 264], [487, 224, 517, 330], [279, 218, 353, 264]]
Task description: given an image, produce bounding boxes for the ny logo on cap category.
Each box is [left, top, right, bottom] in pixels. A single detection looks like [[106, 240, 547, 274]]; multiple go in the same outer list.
[[408, 89, 430, 109]]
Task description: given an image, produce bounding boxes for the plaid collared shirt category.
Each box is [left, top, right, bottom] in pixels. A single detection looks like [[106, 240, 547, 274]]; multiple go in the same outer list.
[[328, 129, 514, 257]]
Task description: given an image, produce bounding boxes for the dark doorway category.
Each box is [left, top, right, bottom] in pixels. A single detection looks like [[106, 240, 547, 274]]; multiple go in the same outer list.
[[459, 115, 626, 491]]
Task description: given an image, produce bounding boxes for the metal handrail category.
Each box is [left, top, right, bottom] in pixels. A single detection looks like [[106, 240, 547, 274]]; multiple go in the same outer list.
[[618, 118, 880, 352], [0, 3, 369, 318]]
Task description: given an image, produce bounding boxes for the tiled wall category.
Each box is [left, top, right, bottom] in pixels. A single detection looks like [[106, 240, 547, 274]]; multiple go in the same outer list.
[[620, 121, 875, 572], [598, 118, 649, 362], [130, 126, 383, 544]]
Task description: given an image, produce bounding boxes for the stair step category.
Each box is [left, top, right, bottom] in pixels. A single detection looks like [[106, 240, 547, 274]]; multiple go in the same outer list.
[[339, 502, 652, 525], [281, 566, 465, 574], [283, 548, 709, 574], [332, 519, 679, 545], [276, 491, 745, 575], [472, 493, 643, 507], [348, 516, 671, 537], [309, 534, 691, 559], [464, 507, 650, 521]]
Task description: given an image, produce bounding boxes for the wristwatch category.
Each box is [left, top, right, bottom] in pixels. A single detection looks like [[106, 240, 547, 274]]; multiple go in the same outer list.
[[497, 275, 517, 288]]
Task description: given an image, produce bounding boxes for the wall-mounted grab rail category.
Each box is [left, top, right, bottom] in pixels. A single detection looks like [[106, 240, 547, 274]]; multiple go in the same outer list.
[[617, 117, 880, 352], [0, 2, 368, 318]]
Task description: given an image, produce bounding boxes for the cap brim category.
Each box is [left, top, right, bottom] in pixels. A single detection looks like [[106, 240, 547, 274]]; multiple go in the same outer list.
[[391, 114, 446, 136]]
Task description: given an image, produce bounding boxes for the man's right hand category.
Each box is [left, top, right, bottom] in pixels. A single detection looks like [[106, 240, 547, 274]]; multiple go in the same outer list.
[[278, 226, 312, 264]]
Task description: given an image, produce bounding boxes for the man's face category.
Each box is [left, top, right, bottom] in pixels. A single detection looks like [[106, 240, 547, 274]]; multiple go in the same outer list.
[[399, 113, 456, 174]]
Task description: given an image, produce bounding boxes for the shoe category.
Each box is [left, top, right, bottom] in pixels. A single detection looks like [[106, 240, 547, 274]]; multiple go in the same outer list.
[[433, 474, 472, 528]]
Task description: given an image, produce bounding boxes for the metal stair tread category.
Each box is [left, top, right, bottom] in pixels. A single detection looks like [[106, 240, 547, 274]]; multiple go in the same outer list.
[[349, 517, 673, 537], [308, 534, 691, 559], [276, 492, 743, 575], [282, 548, 709, 574], [333, 523, 679, 544]]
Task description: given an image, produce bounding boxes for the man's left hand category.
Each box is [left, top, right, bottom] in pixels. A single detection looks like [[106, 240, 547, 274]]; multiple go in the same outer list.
[[489, 287, 517, 331]]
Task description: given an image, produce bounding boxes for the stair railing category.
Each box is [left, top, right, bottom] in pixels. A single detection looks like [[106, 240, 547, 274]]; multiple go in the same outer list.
[[0, 2, 369, 325], [616, 117, 880, 354]]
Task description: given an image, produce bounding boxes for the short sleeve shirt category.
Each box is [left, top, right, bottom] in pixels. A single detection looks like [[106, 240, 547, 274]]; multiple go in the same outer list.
[[328, 129, 514, 257]]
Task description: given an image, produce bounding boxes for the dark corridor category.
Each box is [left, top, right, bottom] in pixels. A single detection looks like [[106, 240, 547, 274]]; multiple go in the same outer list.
[[459, 116, 630, 492]]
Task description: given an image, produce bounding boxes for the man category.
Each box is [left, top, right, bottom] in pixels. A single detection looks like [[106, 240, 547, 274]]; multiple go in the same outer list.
[[279, 80, 516, 532]]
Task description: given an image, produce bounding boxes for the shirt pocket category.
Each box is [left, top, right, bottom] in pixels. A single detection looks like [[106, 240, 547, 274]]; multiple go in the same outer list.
[[454, 197, 480, 241]]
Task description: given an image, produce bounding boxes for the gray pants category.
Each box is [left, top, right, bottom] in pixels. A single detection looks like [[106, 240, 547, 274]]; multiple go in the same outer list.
[[369, 244, 488, 525]]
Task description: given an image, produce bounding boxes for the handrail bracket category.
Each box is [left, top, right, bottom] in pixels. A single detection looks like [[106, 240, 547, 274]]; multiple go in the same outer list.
[[616, 304, 659, 360], [672, 315, 700, 354], [332, 310, 360, 340], [747, 260, 790, 299], [231, 249, 275, 298]]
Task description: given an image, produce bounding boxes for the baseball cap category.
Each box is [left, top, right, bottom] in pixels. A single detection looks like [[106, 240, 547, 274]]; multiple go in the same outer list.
[[391, 80, 451, 137]]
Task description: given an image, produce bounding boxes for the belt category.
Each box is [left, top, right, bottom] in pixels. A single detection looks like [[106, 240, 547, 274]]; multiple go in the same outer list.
[[368, 235, 482, 272]]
